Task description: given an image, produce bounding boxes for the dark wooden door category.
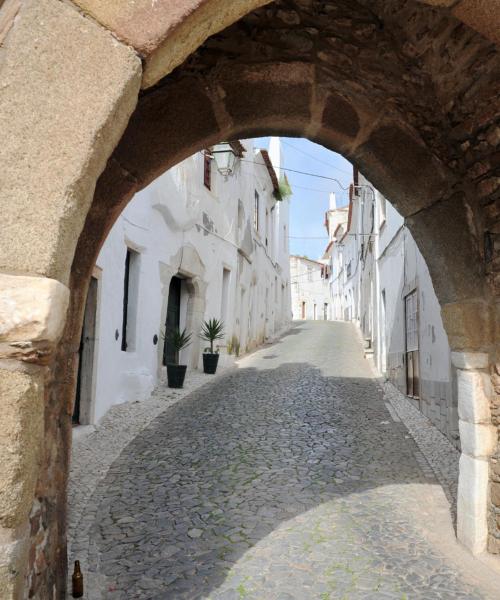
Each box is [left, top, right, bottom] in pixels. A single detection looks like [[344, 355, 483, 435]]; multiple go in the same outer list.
[[163, 276, 182, 365], [73, 276, 98, 424]]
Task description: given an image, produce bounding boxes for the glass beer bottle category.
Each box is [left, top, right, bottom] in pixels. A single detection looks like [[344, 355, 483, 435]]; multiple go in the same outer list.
[[72, 560, 83, 598]]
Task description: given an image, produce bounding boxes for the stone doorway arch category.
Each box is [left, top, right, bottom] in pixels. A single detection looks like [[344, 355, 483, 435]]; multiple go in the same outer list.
[[0, 0, 499, 597], [159, 245, 208, 371]]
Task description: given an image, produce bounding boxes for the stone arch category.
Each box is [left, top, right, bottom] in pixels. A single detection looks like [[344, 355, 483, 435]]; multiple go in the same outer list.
[[0, 0, 499, 597]]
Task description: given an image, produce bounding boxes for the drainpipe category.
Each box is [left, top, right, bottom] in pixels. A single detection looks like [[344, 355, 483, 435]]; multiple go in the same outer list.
[[357, 191, 363, 324], [374, 190, 382, 374]]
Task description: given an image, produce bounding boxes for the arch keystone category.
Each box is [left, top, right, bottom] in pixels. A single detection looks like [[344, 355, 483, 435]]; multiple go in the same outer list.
[[321, 92, 360, 139], [216, 63, 315, 131]]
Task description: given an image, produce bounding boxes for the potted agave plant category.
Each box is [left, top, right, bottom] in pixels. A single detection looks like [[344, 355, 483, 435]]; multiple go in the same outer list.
[[164, 328, 192, 388], [200, 318, 224, 374]]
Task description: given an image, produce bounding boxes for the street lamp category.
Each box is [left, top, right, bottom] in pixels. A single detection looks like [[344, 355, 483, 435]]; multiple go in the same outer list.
[[211, 142, 238, 177]]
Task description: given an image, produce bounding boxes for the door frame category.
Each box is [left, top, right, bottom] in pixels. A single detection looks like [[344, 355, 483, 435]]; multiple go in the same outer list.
[[73, 268, 101, 425], [163, 275, 182, 366]]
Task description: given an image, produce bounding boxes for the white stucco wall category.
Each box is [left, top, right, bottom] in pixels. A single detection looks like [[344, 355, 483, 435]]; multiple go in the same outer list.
[[80, 138, 291, 424], [290, 256, 331, 320], [328, 171, 457, 445]]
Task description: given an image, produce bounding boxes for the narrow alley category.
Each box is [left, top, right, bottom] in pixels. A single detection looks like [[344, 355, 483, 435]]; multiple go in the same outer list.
[[68, 322, 500, 599]]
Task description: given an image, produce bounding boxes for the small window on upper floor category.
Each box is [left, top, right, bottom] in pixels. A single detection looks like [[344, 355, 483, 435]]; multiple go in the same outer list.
[[379, 193, 387, 227], [254, 190, 259, 231], [203, 150, 212, 190], [307, 266, 313, 282]]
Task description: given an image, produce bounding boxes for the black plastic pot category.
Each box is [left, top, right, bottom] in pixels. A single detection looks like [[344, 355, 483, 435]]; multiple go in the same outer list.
[[203, 353, 219, 374], [167, 364, 187, 388]]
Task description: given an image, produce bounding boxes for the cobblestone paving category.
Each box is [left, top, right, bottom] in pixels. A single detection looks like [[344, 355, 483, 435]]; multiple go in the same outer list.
[[70, 322, 500, 599], [68, 364, 233, 571], [383, 381, 460, 524]]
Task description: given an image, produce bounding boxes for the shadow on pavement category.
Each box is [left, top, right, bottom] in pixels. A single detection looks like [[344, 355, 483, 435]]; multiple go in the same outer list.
[[81, 360, 466, 599]]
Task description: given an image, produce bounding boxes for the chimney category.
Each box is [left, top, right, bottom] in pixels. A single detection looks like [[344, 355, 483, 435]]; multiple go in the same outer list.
[[329, 192, 337, 211], [268, 137, 282, 175]]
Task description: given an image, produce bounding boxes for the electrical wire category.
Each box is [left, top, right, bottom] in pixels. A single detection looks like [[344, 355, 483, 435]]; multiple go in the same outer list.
[[238, 158, 352, 190], [280, 139, 353, 176], [289, 236, 329, 240], [202, 154, 349, 200]]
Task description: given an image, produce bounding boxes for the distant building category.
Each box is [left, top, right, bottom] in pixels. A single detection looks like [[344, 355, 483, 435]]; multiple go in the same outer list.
[[73, 138, 291, 425], [327, 169, 458, 447], [290, 255, 331, 320]]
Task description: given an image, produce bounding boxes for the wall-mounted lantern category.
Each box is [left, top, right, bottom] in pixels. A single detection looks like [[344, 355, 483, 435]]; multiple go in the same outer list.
[[211, 142, 238, 177]]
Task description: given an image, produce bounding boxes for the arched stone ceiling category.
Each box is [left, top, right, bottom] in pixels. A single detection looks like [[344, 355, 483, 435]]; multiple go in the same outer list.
[[69, 0, 500, 87]]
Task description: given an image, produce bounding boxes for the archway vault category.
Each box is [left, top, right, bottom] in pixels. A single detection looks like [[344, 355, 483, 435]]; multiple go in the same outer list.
[[0, 0, 499, 597]]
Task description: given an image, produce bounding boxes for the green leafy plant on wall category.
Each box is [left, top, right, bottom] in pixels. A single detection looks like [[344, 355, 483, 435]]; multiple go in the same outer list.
[[227, 335, 241, 357], [273, 174, 292, 201]]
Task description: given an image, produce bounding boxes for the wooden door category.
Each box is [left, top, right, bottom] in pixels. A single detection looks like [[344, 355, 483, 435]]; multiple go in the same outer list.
[[73, 276, 98, 425], [405, 290, 420, 399], [163, 276, 182, 365]]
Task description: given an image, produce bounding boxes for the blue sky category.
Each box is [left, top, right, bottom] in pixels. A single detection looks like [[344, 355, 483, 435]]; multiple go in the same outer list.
[[255, 137, 353, 260]]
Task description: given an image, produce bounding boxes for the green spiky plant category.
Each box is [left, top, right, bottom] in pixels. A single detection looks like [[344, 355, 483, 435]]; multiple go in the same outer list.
[[200, 318, 225, 354], [163, 327, 192, 364]]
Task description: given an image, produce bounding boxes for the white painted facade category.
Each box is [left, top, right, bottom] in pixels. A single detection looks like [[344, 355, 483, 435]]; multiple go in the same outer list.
[[290, 256, 331, 320], [327, 171, 458, 446], [76, 138, 291, 424], [289, 193, 345, 322]]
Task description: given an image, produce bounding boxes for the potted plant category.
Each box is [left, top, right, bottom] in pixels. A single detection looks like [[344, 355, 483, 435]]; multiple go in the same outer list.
[[163, 328, 192, 388], [200, 318, 224, 374]]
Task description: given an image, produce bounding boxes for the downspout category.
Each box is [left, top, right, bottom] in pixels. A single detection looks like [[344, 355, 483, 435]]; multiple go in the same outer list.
[[374, 190, 382, 374]]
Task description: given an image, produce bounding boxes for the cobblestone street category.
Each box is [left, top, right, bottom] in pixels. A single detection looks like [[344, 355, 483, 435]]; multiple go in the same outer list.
[[69, 322, 500, 599]]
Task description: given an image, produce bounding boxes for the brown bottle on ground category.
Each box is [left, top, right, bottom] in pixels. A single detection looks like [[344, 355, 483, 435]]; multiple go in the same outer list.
[[72, 560, 84, 598]]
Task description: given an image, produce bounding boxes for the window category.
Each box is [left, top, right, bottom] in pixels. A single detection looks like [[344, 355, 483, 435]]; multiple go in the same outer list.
[[307, 266, 313, 282], [221, 268, 231, 323], [405, 290, 419, 352], [379, 192, 387, 226], [405, 289, 420, 399], [121, 248, 140, 352], [265, 209, 269, 247], [254, 190, 259, 231], [203, 150, 212, 190]]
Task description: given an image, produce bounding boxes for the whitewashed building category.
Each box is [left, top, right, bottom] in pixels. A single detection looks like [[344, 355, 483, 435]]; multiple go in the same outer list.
[[73, 138, 291, 425], [290, 193, 347, 322], [290, 255, 331, 320], [327, 169, 458, 446]]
